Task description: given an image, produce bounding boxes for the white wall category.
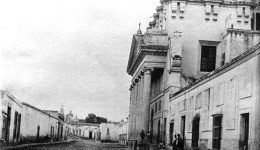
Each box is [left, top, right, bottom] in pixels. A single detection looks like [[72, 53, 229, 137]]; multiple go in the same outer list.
[[20, 104, 53, 140], [0, 91, 23, 144]]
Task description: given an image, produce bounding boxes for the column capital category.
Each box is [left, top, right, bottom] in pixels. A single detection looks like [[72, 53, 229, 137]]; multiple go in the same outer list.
[[142, 66, 154, 74]]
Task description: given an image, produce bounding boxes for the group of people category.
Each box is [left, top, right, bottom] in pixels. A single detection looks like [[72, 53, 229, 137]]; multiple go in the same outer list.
[[172, 133, 184, 150]]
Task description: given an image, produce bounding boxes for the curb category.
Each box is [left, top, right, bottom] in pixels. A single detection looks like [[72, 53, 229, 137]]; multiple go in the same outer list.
[[2, 140, 76, 150]]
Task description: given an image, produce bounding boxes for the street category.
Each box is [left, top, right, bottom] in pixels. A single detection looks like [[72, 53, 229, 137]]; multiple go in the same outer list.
[[16, 139, 126, 150]]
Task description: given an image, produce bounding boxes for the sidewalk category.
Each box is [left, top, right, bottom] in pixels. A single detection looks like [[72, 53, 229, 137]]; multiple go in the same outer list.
[[2, 140, 76, 150]]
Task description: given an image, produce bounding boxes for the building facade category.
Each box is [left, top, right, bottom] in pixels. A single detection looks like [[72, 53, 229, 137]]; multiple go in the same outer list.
[[0, 91, 68, 147], [127, 0, 260, 149], [0, 91, 22, 145], [100, 122, 128, 142], [70, 122, 100, 140]]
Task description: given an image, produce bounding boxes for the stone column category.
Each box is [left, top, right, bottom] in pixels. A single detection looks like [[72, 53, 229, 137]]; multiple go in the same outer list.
[[129, 87, 133, 140], [142, 67, 153, 133], [134, 81, 138, 139], [140, 75, 144, 130], [138, 77, 142, 137], [136, 79, 139, 138]]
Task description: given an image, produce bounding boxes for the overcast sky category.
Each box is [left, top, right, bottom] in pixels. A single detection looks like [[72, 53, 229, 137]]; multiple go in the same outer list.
[[0, 0, 159, 121]]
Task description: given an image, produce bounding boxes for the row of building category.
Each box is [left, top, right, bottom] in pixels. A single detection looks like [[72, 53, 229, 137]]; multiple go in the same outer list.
[[0, 90, 128, 147], [0, 91, 69, 146], [65, 110, 128, 143], [126, 0, 260, 149]]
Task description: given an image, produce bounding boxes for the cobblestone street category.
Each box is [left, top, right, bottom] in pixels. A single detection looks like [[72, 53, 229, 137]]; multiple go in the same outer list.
[[16, 139, 126, 150]]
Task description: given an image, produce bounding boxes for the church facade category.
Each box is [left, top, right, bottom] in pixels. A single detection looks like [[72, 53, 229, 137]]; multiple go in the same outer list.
[[126, 0, 260, 149]]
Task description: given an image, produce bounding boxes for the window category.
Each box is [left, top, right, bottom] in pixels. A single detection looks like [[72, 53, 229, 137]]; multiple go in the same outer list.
[[177, 2, 180, 11], [212, 115, 222, 150], [192, 116, 200, 148], [159, 101, 161, 112], [239, 113, 249, 150], [256, 13, 260, 31], [200, 46, 216, 72], [155, 103, 158, 113]]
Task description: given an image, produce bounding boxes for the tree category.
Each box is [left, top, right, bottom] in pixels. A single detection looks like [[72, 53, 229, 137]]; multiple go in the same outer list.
[[85, 113, 107, 124]]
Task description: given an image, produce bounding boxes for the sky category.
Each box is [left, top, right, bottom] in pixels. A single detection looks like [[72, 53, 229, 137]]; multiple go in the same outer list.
[[0, 0, 159, 121]]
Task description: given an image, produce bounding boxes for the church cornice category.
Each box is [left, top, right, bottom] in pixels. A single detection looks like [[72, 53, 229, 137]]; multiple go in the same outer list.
[[127, 47, 168, 76]]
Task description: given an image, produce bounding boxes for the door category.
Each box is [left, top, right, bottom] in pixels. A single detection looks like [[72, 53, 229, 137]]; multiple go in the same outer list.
[[240, 113, 249, 150], [6, 107, 11, 143], [212, 115, 222, 150], [169, 121, 174, 145], [13, 111, 18, 141], [150, 109, 154, 143], [192, 116, 200, 148], [157, 120, 160, 144], [2, 114, 7, 142], [89, 131, 93, 139], [181, 116, 186, 139], [163, 118, 167, 144], [37, 125, 40, 141]]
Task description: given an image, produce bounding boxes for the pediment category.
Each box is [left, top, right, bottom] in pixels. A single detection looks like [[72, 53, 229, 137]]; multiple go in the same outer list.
[[126, 32, 169, 76], [126, 35, 143, 74]]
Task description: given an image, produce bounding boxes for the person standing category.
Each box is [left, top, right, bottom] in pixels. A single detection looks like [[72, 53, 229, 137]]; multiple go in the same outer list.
[[140, 130, 145, 142], [176, 134, 184, 150], [172, 134, 177, 150]]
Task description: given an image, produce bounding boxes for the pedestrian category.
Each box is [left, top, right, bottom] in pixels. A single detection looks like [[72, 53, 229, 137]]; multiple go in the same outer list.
[[147, 131, 151, 142], [176, 134, 184, 150], [172, 134, 177, 150], [140, 130, 145, 142]]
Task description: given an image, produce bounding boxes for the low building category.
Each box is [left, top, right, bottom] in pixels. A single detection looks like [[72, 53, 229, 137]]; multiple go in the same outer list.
[[0, 91, 22, 145], [44, 110, 66, 141], [119, 122, 128, 144], [70, 123, 100, 140], [100, 122, 128, 143], [0, 91, 70, 148], [20, 102, 56, 143]]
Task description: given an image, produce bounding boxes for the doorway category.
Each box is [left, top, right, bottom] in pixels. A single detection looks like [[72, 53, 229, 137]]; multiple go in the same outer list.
[[89, 131, 93, 139], [169, 120, 174, 145], [37, 125, 40, 142], [181, 116, 186, 139], [239, 113, 249, 150], [192, 115, 200, 148], [150, 109, 154, 143], [157, 120, 161, 144]]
